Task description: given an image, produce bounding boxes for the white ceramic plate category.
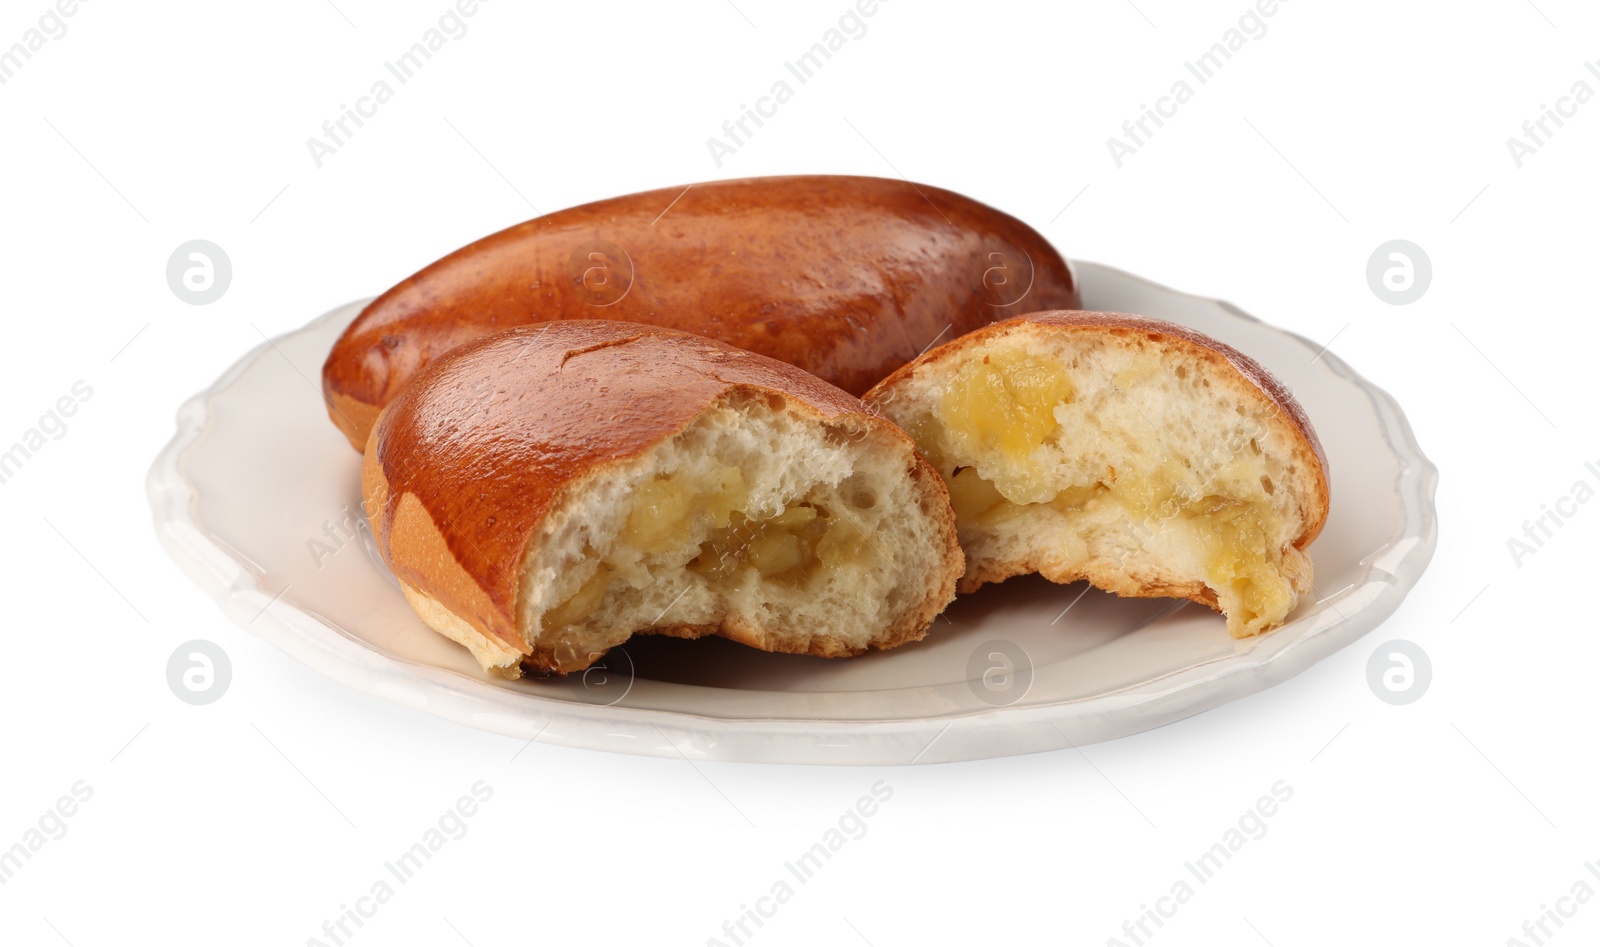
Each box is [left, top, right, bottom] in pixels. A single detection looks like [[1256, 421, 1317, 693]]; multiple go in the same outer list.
[[148, 263, 1437, 764]]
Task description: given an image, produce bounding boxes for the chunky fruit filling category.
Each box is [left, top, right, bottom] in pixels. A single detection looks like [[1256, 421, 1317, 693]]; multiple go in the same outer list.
[[935, 349, 1074, 503], [1189, 496, 1293, 633], [913, 350, 1292, 636], [543, 467, 874, 631], [691, 503, 871, 584], [945, 466, 1008, 522], [544, 563, 614, 630], [623, 465, 745, 553], [941, 461, 1290, 634]]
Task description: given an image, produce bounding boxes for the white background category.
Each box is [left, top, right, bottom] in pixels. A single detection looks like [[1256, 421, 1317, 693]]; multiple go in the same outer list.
[[1, 0, 1595, 944]]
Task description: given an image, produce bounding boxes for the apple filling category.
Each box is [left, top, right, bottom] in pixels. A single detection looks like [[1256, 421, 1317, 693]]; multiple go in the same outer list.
[[1190, 495, 1293, 632], [690, 504, 873, 584], [935, 348, 1075, 504], [542, 464, 876, 632], [543, 562, 614, 630], [912, 352, 1294, 636], [942, 460, 1291, 634]]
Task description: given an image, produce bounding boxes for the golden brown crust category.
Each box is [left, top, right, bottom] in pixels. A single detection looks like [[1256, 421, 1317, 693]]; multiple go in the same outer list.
[[329, 390, 380, 454], [364, 320, 960, 672], [324, 174, 1079, 450]]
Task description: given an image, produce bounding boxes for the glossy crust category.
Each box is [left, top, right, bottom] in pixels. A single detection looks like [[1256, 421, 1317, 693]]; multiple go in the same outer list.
[[325, 174, 1079, 450], [863, 310, 1331, 595], [362, 321, 963, 673]]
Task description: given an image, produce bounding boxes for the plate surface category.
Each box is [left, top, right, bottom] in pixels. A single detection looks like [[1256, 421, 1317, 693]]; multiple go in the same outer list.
[[148, 263, 1437, 764]]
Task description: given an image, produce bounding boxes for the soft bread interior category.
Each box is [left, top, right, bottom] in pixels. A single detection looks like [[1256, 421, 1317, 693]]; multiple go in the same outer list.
[[873, 326, 1320, 637], [517, 392, 956, 672]]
